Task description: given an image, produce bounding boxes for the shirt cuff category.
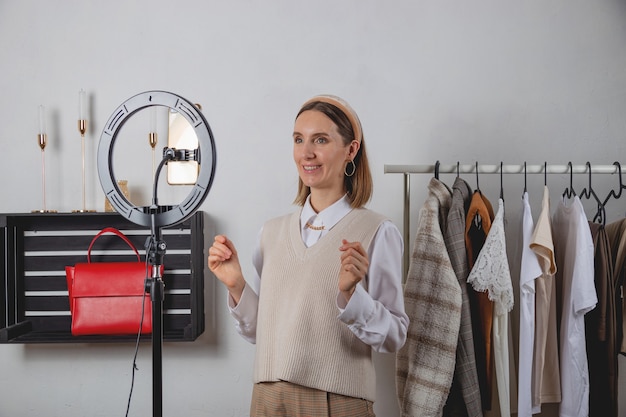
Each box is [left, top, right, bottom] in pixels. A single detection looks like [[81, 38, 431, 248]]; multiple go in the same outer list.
[[336, 284, 375, 327], [228, 283, 255, 321]]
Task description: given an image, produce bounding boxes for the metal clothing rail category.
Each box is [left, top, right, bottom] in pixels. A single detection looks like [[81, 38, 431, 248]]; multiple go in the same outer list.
[[384, 163, 621, 175], [384, 162, 623, 277]]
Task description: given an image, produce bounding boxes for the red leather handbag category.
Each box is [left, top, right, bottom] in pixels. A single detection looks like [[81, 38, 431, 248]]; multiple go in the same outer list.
[[65, 227, 153, 336]]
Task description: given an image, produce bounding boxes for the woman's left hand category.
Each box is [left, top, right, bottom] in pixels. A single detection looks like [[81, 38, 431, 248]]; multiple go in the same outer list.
[[339, 239, 369, 302]]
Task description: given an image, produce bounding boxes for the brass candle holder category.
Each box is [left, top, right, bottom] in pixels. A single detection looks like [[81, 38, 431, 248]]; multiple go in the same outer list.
[[149, 131, 158, 176], [32, 132, 57, 213], [149, 106, 158, 178], [33, 105, 56, 213], [73, 89, 95, 212], [73, 118, 96, 212]]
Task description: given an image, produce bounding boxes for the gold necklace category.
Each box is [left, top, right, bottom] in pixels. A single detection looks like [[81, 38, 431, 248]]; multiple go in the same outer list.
[[305, 222, 325, 231]]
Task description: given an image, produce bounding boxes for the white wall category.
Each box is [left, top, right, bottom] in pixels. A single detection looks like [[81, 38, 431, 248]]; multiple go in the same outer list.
[[1, 1, 626, 416]]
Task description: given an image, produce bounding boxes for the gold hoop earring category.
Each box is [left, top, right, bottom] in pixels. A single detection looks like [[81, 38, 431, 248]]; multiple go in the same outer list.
[[345, 160, 356, 177]]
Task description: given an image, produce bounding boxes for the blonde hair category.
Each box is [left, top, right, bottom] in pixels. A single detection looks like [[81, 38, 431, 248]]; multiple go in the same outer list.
[[293, 99, 373, 208]]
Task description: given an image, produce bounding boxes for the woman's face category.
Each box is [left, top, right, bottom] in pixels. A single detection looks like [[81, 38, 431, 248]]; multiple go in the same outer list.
[[293, 110, 357, 198]]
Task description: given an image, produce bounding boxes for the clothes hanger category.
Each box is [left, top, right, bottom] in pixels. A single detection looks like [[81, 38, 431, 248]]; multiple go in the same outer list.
[[606, 161, 624, 199], [594, 200, 607, 225], [475, 161, 480, 192], [456, 161, 460, 178], [523, 161, 527, 195], [596, 161, 623, 225], [563, 162, 576, 198], [473, 161, 482, 228], [499, 161, 504, 202], [579, 162, 592, 200], [434, 160, 440, 180], [578, 162, 606, 224], [600, 161, 624, 207], [544, 161, 548, 186]]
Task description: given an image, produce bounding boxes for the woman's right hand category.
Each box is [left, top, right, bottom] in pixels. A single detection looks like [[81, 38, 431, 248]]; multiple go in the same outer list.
[[208, 234, 246, 303]]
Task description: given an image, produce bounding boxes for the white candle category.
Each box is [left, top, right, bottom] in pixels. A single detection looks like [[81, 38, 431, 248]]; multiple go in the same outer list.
[[38, 105, 46, 135], [150, 106, 157, 133], [78, 89, 87, 121]]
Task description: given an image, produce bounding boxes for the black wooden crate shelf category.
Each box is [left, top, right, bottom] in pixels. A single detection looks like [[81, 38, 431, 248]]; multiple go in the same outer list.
[[0, 211, 205, 343]]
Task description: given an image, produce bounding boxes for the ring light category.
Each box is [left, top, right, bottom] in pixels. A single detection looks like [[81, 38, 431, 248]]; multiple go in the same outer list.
[[98, 90, 216, 417], [98, 90, 216, 227]]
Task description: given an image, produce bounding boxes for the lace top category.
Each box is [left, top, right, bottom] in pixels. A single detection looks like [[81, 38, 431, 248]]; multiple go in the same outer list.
[[467, 198, 514, 315]]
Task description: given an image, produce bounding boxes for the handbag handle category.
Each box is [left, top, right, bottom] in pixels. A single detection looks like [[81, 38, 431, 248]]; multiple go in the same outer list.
[[87, 227, 141, 263]]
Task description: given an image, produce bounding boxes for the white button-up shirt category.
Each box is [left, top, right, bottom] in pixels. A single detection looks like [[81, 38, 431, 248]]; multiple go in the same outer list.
[[229, 195, 409, 353]]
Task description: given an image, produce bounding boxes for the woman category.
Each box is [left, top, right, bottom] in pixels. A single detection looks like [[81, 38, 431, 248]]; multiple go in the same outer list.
[[208, 94, 408, 417]]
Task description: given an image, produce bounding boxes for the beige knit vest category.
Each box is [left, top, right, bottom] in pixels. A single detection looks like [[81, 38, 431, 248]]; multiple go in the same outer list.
[[254, 207, 386, 401]]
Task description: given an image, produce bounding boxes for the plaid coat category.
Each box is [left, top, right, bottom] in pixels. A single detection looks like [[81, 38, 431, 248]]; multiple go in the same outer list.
[[443, 177, 483, 417], [396, 178, 462, 417]]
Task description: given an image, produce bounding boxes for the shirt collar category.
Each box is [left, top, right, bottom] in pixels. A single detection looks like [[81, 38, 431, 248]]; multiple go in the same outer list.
[[300, 194, 352, 232]]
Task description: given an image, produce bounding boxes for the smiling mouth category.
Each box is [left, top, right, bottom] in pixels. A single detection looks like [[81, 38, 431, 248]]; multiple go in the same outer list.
[[303, 165, 320, 172]]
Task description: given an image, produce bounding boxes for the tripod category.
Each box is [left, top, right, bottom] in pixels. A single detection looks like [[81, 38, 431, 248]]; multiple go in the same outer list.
[[145, 206, 166, 417]]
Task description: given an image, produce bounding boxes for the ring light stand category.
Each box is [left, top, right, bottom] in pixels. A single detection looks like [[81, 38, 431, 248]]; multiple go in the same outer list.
[[98, 91, 216, 417]]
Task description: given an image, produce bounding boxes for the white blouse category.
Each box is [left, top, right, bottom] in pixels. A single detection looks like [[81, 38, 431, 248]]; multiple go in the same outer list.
[[228, 195, 409, 353]]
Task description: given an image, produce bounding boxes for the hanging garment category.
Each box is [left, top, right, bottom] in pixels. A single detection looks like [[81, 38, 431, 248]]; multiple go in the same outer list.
[[467, 198, 514, 417], [552, 197, 597, 417], [517, 192, 542, 417], [605, 218, 626, 354], [443, 177, 483, 417], [529, 186, 561, 412], [585, 222, 617, 417], [465, 191, 495, 410], [396, 178, 462, 417]]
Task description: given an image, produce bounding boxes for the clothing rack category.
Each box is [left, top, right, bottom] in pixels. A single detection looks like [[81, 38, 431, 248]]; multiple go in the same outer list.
[[384, 162, 623, 277]]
